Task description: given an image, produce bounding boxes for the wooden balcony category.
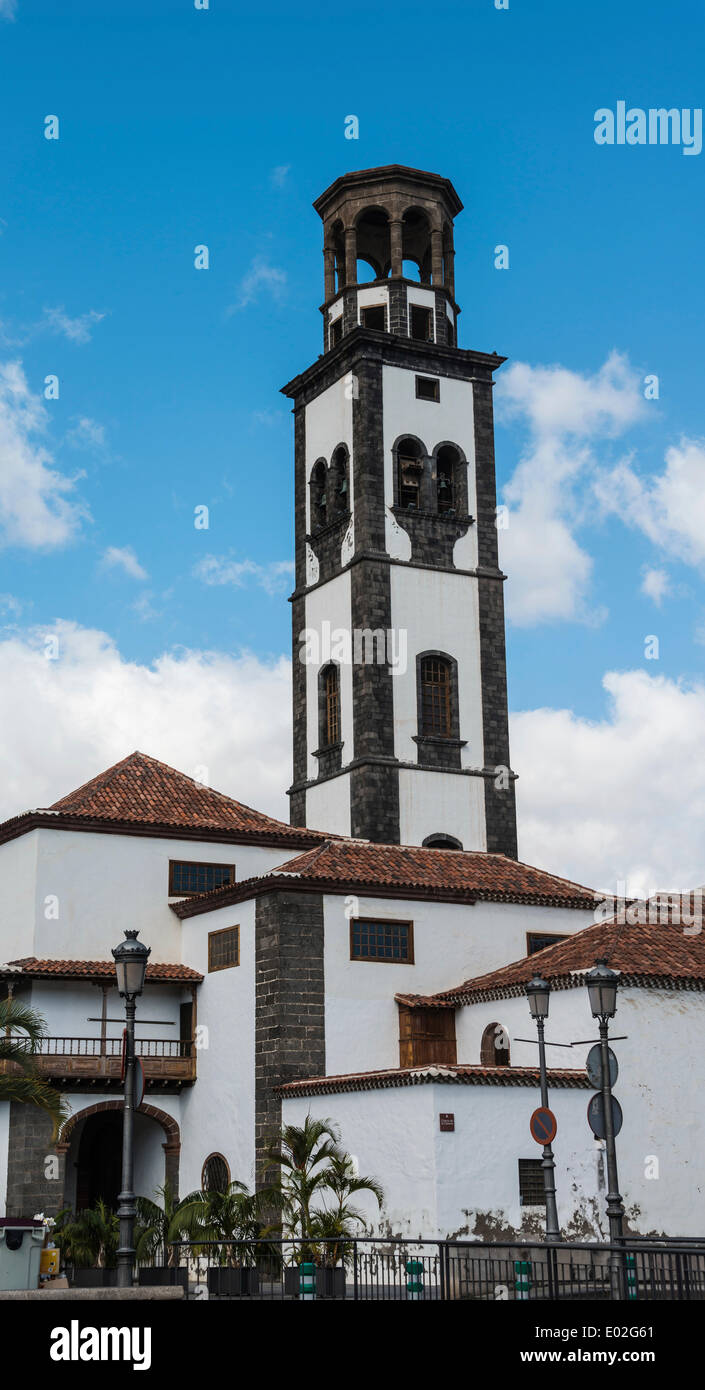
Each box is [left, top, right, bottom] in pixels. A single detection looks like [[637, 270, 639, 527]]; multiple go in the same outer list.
[[0, 1036, 197, 1091]]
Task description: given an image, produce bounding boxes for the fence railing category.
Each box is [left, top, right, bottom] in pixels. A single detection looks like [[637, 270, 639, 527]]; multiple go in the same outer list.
[[6, 1035, 190, 1058], [152, 1236, 705, 1302]]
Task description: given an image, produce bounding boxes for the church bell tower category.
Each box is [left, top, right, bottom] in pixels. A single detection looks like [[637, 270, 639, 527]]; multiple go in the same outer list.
[[283, 165, 517, 857]]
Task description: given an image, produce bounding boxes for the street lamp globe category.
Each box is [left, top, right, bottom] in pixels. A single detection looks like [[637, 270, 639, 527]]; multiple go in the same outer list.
[[526, 973, 551, 1020], [112, 930, 151, 999], [586, 957, 620, 1020]]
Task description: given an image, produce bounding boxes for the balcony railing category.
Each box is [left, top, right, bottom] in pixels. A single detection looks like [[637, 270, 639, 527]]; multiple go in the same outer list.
[[0, 1035, 196, 1087]]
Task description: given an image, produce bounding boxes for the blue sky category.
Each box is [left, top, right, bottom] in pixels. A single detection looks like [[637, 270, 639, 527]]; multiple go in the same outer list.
[[0, 0, 703, 890]]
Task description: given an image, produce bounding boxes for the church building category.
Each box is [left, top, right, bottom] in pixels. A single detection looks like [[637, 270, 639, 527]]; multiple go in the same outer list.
[[1, 167, 702, 1242]]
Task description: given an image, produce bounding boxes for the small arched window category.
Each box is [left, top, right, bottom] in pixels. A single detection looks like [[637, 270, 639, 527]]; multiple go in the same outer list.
[[436, 445, 458, 514], [420, 656, 452, 737], [480, 1022, 511, 1067], [422, 834, 463, 850], [322, 664, 340, 747], [310, 460, 328, 531], [397, 436, 424, 510], [201, 1152, 230, 1193]]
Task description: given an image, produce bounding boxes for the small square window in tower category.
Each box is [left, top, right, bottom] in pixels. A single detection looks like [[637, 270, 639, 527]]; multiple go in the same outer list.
[[415, 375, 440, 402], [361, 304, 386, 331], [410, 305, 433, 342]]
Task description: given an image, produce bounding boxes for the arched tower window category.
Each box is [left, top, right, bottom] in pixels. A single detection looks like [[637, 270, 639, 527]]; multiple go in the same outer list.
[[401, 208, 432, 283], [436, 445, 457, 514], [396, 436, 424, 510], [480, 1023, 511, 1067], [420, 655, 452, 737], [355, 207, 391, 281], [321, 663, 340, 748], [331, 445, 349, 516], [309, 459, 328, 531], [422, 834, 463, 850], [202, 1152, 230, 1193]]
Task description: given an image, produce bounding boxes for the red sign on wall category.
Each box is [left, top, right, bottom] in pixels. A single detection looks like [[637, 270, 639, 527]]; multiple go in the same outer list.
[[439, 1113, 455, 1132]]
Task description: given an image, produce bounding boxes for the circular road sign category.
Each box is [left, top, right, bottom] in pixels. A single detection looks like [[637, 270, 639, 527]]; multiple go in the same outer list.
[[587, 1093, 623, 1139], [586, 1044, 618, 1090], [530, 1107, 557, 1145]]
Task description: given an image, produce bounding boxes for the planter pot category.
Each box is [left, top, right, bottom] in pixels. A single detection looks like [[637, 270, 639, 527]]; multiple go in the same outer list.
[[72, 1267, 119, 1288], [206, 1266, 260, 1297], [138, 1267, 188, 1290], [284, 1265, 346, 1300]]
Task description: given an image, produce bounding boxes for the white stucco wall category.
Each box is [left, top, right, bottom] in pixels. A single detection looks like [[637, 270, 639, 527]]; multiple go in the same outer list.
[[304, 375, 354, 532], [0, 1102, 9, 1218], [303, 571, 353, 783], [382, 364, 476, 517], [17, 826, 283, 963], [305, 774, 351, 838], [282, 1081, 602, 1241], [457, 984, 705, 1238], [0, 831, 40, 963], [178, 899, 257, 1193], [398, 768, 486, 850], [323, 895, 594, 1076]]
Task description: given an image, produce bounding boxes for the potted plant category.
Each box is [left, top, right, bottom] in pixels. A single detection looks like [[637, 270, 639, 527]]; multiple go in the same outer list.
[[55, 1200, 119, 1286], [172, 1182, 267, 1296], [261, 1116, 384, 1300]]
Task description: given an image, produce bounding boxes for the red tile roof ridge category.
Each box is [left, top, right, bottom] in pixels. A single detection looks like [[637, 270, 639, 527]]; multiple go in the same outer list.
[[275, 1062, 591, 1095], [2, 955, 203, 982]]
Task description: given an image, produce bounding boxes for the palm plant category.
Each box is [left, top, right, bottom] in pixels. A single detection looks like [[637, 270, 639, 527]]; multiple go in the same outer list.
[[55, 1199, 119, 1269], [261, 1116, 384, 1266], [135, 1182, 195, 1267], [170, 1181, 269, 1267], [261, 1115, 342, 1249], [0, 998, 68, 1139]]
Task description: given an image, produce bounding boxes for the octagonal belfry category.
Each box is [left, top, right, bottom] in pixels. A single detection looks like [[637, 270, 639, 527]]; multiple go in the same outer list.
[[314, 165, 463, 351]]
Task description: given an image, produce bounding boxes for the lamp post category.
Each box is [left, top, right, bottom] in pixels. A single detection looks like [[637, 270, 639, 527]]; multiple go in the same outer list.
[[586, 957, 624, 1298], [112, 929, 150, 1289], [526, 974, 560, 1241]]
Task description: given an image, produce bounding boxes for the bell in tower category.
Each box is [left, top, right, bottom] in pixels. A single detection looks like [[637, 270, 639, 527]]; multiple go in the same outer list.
[[283, 165, 518, 859]]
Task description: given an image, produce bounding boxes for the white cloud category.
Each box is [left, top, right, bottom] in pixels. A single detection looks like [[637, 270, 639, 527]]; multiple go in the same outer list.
[[0, 360, 89, 549], [228, 258, 287, 312], [640, 567, 670, 605], [194, 554, 294, 596], [511, 668, 705, 896], [495, 351, 647, 626], [101, 546, 148, 581], [41, 306, 106, 345], [0, 622, 292, 823], [270, 165, 291, 187], [0, 0, 17, 19], [595, 437, 705, 568], [66, 417, 105, 449]]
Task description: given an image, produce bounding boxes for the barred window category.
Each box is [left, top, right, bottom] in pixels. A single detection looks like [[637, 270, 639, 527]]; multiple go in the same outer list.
[[527, 932, 569, 956], [519, 1159, 546, 1207], [169, 860, 235, 896], [208, 925, 239, 973], [351, 918, 414, 964], [324, 664, 340, 746], [420, 656, 452, 736], [202, 1153, 230, 1193]]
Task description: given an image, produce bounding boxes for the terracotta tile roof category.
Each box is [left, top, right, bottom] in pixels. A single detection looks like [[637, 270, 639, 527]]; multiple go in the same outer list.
[[2, 957, 203, 983], [172, 838, 598, 917], [276, 1063, 591, 1097], [398, 894, 705, 1006], [0, 752, 327, 849]]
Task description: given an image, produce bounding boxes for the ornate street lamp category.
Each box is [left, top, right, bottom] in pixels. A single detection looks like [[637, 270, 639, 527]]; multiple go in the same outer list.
[[525, 974, 560, 1242], [585, 957, 625, 1295], [112, 930, 150, 1288]]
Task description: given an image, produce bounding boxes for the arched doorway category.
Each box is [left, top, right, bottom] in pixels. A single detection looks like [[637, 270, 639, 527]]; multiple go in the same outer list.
[[75, 1111, 122, 1211], [58, 1101, 181, 1211]]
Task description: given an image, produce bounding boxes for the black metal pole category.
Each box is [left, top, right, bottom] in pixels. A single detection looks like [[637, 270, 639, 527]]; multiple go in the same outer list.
[[599, 1019, 625, 1299], [116, 995, 136, 1287], [536, 1017, 560, 1241]]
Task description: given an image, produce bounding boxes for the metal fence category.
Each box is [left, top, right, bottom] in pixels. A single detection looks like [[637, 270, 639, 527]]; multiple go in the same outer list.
[[148, 1236, 705, 1301]]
